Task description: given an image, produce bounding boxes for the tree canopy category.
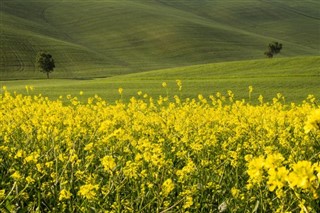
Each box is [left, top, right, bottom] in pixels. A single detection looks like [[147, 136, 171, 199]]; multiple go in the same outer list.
[[264, 42, 283, 58], [36, 52, 55, 78]]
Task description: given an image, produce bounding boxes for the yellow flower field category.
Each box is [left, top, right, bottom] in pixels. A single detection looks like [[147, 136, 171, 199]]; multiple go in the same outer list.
[[0, 85, 319, 212]]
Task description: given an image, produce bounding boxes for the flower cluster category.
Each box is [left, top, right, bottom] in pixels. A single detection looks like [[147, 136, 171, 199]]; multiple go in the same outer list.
[[0, 85, 319, 212]]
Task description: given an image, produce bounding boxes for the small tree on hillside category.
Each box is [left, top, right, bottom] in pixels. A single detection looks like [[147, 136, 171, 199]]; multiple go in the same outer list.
[[36, 52, 55, 79], [264, 42, 283, 58]]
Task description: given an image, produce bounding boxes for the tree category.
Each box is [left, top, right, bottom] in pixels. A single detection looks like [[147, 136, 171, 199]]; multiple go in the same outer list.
[[264, 42, 282, 58], [36, 52, 55, 79]]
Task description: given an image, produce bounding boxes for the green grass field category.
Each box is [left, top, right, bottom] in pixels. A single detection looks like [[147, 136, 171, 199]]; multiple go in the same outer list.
[[1, 0, 319, 79], [2, 56, 319, 103], [1, 0, 319, 103]]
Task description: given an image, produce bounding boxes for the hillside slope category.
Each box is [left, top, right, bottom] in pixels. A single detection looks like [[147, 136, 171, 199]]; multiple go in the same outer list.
[[1, 0, 319, 80]]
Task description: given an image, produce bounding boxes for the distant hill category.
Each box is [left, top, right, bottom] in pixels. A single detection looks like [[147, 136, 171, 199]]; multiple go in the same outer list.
[[1, 0, 319, 80]]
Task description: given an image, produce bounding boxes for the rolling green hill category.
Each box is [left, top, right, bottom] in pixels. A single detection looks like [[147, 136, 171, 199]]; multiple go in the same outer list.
[[1, 0, 319, 80]]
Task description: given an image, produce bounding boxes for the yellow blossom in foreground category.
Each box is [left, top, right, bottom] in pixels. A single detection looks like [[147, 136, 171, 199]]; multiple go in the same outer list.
[[14, 149, 24, 159], [264, 153, 285, 169], [176, 159, 196, 182], [267, 167, 288, 192], [78, 184, 99, 200], [305, 109, 320, 133], [84, 142, 94, 151], [183, 196, 193, 209], [0, 189, 5, 199], [24, 152, 40, 164], [11, 171, 22, 181], [101, 155, 116, 172], [0, 88, 319, 212], [59, 189, 72, 201], [246, 156, 265, 184], [161, 178, 175, 197], [288, 161, 317, 190], [26, 176, 35, 184], [231, 187, 240, 198]]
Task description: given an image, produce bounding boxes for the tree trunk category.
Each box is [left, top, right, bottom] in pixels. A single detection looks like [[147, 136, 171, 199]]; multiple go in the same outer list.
[[47, 72, 49, 79]]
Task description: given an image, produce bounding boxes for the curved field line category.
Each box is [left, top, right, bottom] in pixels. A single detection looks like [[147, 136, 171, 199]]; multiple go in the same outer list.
[[260, 0, 320, 21], [6, 37, 25, 72]]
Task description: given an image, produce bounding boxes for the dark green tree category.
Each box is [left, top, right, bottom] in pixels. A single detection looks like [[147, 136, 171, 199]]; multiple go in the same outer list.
[[36, 52, 55, 79], [264, 42, 283, 58]]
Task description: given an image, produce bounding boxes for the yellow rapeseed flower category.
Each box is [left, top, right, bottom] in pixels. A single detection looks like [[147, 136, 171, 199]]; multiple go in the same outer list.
[[1, 87, 319, 211], [247, 156, 265, 184], [176, 159, 196, 182], [267, 167, 288, 192], [161, 178, 175, 197], [162, 82, 167, 88], [264, 153, 284, 169], [84, 142, 94, 151], [101, 155, 116, 172], [78, 184, 99, 200], [123, 161, 139, 179], [24, 152, 40, 164], [248, 86, 253, 93], [118, 87, 123, 95], [288, 161, 317, 190], [231, 187, 240, 198], [14, 149, 24, 159], [305, 109, 320, 133], [183, 196, 193, 209], [0, 189, 5, 199], [11, 171, 22, 180], [26, 176, 35, 184], [59, 189, 72, 201], [176, 80, 182, 91]]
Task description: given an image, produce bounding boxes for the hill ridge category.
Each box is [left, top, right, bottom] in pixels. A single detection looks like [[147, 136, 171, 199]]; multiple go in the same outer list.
[[1, 0, 319, 80]]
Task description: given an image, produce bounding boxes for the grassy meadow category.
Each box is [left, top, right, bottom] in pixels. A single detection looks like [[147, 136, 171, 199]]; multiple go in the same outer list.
[[1, 0, 319, 79], [1, 56, 319, 103]]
